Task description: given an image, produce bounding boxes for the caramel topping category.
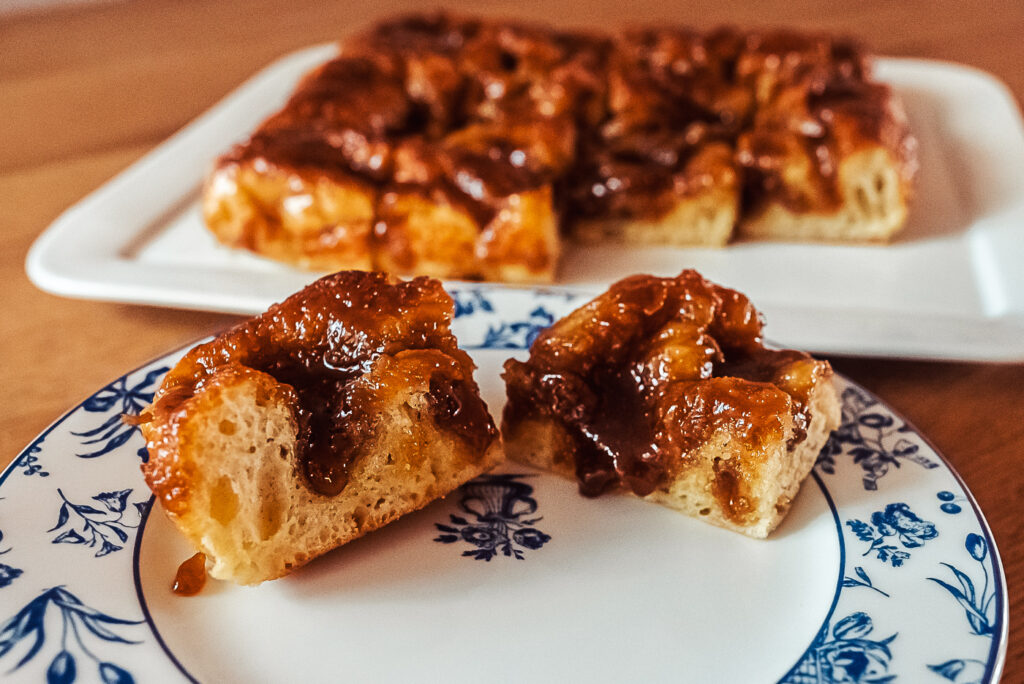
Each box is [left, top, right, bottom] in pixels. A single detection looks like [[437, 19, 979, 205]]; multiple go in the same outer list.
[[261, 357, 373, 496], [221, 14, 909, 235], [427, 370, 496, 455], [173, 552, 207, 596], [503, 271, 829, 512], [146, 271, 496, 498]]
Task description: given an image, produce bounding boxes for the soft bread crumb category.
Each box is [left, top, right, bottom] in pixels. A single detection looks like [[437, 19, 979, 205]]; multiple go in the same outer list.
[[145, 361, 502, 585]]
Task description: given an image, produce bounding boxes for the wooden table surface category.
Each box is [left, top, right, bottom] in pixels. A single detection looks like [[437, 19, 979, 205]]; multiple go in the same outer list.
[[2, 0, 1021, 679]]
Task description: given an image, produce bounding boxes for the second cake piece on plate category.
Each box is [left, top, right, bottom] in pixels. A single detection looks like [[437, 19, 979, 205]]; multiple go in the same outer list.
[[502, 270, 840, 538]]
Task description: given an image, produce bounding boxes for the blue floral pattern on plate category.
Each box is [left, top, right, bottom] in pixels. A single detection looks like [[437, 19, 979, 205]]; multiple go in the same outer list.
[[49, 488, 148, 557], [847, 503, 939, 567], [930, 658, 987, 684], [14, 443, 49, 478], [937, 490, 967, 515], [71, 367, 167, 459], [818, 385, 939, 490], [842, 566, 890, 598], [928, 534, 998, 638], [783, 612, 897, 684], [0, 287, 1007, 682], [434, 474, 550, 560], [0, 523, 22, 588], [0, 587, 143, 683]]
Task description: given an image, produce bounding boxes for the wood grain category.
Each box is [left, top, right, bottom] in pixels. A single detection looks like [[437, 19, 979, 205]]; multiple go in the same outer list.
[[2, 0, 1021, 679]]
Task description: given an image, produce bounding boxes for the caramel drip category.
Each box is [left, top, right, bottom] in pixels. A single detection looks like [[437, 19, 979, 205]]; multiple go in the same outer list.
[[173, 552, 207, 596]]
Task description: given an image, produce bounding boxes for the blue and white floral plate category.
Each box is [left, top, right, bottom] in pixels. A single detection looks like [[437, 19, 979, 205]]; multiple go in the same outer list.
[[1, 289, 1007, 683]]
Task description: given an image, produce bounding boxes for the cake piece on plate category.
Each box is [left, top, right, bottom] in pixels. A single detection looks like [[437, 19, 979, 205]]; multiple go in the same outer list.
[[138, 271, 503, 584], [204, 15, 588, 282], [502, 270, 840, 538]]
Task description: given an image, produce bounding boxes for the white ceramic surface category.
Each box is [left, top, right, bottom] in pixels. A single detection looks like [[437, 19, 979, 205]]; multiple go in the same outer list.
[[0, 288, 1007, 683], [24, 46, 1024, 360]]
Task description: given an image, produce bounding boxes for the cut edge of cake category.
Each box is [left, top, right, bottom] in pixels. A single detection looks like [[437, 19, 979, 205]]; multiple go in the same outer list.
[[502, 373, 839, 539]]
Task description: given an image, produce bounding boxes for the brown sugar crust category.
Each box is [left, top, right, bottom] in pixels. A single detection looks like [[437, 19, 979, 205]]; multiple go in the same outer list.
[[205, 14, 916, 280], [140, 271, 502, 583], [502, 270, 840, 536]]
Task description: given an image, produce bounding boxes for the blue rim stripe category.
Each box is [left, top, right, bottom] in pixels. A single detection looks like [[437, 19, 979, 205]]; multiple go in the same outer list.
[[132, 495, 200, 683], [775, 469, 846, 683]]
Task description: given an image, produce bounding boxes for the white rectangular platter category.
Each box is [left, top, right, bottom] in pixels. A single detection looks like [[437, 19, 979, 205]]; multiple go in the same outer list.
[[26, 44, 1024, 360]]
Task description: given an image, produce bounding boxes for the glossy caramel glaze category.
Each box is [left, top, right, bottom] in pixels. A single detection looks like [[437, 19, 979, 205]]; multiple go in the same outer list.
[[218, 14, 913, 241], [226, 15, 603, 219], [568, 28, 740, 220], [569, 26, 909, 220], [503, 271, 832, 511], [144, 271, 497, 498]]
